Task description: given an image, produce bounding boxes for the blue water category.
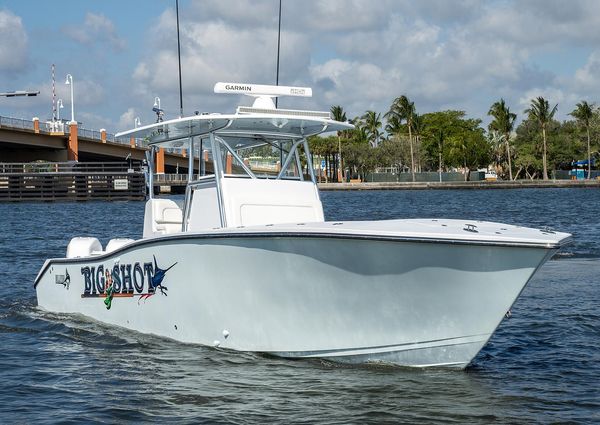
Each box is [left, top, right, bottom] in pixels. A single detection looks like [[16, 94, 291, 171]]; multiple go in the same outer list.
[[1, 188, 599, 423]]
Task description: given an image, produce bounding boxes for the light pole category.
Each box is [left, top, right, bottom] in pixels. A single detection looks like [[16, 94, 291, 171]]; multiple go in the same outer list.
[[56, 99, 64, 121], [65, 74, 75, 123], [437, 130, 444, 183], [153, 97, 164, 122], [133, 117, 141, 147], [0, 90, 39, 97]]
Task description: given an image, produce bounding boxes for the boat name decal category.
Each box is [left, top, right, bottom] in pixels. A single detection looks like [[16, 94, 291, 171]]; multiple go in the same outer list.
[[80, 256, 177, 309]]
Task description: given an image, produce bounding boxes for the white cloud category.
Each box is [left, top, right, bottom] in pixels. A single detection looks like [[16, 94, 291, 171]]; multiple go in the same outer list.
[[472, 0, 600, 48], [574, 51, 600, 93], [0, 9, 28, 73], [117, 107, 138, 130], [131, 8, 312, 116], [518, 87, 566, 114], [63, 12, 126, 51], [77, 111, 113, 130], [10, 0, 600, 132], [47, 78, 106, 107]]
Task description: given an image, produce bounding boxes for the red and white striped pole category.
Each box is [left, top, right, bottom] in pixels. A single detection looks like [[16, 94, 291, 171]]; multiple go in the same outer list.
[[51, 64, 56, 122]]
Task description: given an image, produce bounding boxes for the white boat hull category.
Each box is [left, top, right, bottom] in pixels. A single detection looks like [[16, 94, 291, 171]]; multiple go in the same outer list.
[[35, 233, 555, 368]]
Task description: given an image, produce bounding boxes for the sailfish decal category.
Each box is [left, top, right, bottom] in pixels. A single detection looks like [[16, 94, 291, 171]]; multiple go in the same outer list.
[[150, 255, 177, 296]]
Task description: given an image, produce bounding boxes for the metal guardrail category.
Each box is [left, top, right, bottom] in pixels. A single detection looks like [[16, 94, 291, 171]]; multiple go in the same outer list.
[[0, 116, 35, 131], [105, 132, 132, 145]]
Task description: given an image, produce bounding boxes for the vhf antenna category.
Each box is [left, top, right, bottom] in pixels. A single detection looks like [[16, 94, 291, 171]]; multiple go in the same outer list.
[[275, 0, 281, 108]]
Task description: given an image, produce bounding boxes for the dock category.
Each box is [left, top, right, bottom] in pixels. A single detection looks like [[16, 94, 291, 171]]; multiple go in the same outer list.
[[0, 162, 146, 202]]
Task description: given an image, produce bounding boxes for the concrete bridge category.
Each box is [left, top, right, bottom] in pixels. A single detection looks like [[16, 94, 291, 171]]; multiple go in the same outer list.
[[0, 115, 199, 174]]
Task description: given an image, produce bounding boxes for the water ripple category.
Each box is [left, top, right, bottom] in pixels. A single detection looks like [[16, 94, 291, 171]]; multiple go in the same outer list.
[[1, 189, 599, 423]]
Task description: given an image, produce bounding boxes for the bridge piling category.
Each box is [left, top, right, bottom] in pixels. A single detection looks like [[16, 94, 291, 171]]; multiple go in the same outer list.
[[68, 122, 78, 161]]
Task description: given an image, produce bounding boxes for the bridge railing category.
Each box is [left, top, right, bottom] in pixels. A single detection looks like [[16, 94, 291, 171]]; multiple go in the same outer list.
[[0, 161, 145, 174], [105, 132, 133, 145], [0, 116, 35, 131], [0, 114, 136, 146], [0, 114, 187, 154], [154, 173, 201, 183], [79, 128, 100, 140]]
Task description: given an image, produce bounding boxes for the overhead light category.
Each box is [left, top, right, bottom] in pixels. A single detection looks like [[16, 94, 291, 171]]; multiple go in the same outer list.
[[0, 90, 40, 97]]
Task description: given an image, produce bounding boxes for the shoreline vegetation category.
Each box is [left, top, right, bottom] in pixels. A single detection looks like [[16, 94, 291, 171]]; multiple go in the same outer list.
[[318, 179, 600, 190], [309, 97, 599, 183]]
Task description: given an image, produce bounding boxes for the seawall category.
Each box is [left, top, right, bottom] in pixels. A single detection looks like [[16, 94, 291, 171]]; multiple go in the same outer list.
[[318, 180, 600, 190]]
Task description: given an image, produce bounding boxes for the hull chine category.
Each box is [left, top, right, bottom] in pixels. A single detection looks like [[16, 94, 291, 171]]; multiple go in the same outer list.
[[269, 334, 490, 369]]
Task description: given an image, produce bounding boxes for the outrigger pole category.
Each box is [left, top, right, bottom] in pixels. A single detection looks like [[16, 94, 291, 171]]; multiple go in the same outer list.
[[176, 0, 193, 183], [176, 0, 184, 118], [276, 0, 283, 165]]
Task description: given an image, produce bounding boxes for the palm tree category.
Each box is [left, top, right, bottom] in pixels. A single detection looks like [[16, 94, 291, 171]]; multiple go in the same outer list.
[[569, 101, 595, 179], [384, 115, 404, 172], [362, 110, 382, 148], [331, 105, 347, 182], [331, 105, 347, 122], [525, 96, 558, 180], [386, 95, 416, 181], [488, 99, 517, 180], [488, 131, 506, 173], [384, 114, 402, 136]]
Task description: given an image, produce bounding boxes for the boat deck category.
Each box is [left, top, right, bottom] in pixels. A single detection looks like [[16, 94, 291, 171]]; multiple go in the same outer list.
[[154, 218, 573, 249]]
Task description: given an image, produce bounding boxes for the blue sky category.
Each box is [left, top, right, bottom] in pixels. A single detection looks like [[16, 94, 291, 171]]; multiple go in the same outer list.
[[2, 0, 600, 132]]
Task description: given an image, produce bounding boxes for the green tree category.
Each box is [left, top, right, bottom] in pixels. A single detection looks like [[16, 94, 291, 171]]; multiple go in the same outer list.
[[362, 110, 382, 148], [488, 131, 506, 175], [336, 116, 371, 181], [384, 114, 409, 171], [386, 96, 416, 180], [569, 100, 595, 179], [488, 99, 517, 180], [513, 116, 543, 179], [308, 135, 338, 182], [420, 110, 489, 180], [524, 96, 558, 180], [330, 105, 347, 182], [412, 113, 426, 172]]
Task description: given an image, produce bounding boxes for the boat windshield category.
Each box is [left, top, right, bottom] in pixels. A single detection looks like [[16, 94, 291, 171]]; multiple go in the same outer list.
[[215, 136, 306, 180], [116, 112, 351, 186]]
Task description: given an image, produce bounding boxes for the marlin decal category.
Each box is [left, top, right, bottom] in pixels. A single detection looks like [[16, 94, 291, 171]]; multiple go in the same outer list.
[[151, 255, 177, 296], [137, 256, 177, 302], [55, 269, 70, 289]]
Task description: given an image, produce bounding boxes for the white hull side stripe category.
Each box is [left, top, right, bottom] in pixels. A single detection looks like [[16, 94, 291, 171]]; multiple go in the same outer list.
[[33, 232, 562, 288]]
